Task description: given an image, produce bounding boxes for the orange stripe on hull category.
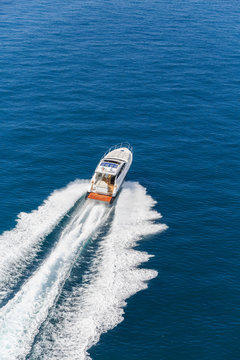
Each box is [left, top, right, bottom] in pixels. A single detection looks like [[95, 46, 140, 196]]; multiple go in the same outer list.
[[87, 192, 112, 203]]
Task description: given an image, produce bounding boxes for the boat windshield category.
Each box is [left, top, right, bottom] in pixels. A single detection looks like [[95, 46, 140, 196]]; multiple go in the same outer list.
[[102, 159, 120, 165]]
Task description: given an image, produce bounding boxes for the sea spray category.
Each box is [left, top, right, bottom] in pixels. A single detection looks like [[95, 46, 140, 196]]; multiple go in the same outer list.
[[0, 180, 89, 303], [31, 182, 167, 360], [0, 199, 110, 360]]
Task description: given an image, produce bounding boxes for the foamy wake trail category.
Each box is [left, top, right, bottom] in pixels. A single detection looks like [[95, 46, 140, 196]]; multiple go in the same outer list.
[[32, 182, 167, 360], [0, 192, 110, 360], [0, 180, 89, 302]]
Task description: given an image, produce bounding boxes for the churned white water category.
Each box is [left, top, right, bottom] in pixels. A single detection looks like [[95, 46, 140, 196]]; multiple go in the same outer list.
[[0, 180, 89, 302], [31, 182, 167, 360], [0, 181, 166, 360], [0, 182, 110, 360]]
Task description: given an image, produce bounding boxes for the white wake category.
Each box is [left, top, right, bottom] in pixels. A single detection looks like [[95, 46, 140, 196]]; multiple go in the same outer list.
[[31, 182, 167, 360], [0, 180, 89, 302], [0, 195, 110, 359]]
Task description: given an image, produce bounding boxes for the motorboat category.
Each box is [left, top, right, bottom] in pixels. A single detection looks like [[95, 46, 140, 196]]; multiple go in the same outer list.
[[86, 143, 133, 203]]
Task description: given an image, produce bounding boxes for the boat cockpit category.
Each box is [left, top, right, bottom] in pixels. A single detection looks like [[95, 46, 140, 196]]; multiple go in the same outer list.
[[91, 159, 127, 195], [94, 173, 115, 195]]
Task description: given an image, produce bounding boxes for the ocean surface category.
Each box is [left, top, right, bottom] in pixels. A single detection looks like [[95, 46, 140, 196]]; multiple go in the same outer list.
[[0, 0, 240, 359]]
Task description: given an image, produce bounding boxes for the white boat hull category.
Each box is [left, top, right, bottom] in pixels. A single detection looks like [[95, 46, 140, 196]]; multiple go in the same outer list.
[[86, 144, 133, 203]]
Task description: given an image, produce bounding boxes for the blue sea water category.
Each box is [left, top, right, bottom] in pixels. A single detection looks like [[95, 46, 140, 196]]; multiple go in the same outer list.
[[0, 0, 240, 359]]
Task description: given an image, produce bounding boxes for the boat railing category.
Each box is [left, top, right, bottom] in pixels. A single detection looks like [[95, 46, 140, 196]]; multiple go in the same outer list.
[[103, 143, 133, 157]]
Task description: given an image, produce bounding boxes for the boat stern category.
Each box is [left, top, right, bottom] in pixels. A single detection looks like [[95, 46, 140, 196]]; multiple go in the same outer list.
[[86, 192, 113, 203]]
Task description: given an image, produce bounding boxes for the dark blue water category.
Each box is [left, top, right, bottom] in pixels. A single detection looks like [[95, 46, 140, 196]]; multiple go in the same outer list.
[[0, 0, 240, 359]]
